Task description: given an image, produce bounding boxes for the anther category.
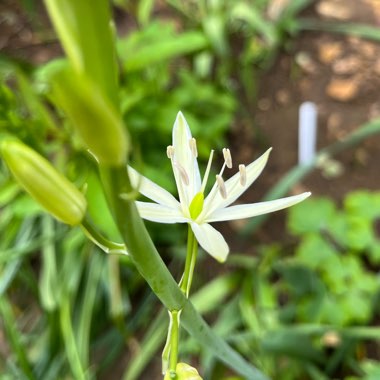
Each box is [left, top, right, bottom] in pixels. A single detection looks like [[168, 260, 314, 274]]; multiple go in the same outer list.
[[216, 175, 227, 199], [166, 145, 174, 159], [189, 138, 198, 158], [223, 148, 232, 169], [173, 162, 189, 186], [239, 164, 247, 186]]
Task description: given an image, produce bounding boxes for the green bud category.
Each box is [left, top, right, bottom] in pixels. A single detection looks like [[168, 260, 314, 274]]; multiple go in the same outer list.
[[189, 192, 204, 220], [164, 363, 203, 380], [1, 139, 87, 225]]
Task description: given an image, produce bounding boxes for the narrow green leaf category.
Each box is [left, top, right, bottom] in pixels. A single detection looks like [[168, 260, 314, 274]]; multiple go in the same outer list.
[[108, 254, 131, 320], [202, 14, 229, 56], [59, 297, 88, 380], [77, 251, 104, 368], [280, 0, 315, 20], [0, 260, 21, 295], [298, 18, 380, 42], [123, 311, 167, 380], [138, 0, 155, 25], [118, 26, 209, 71], [231, 3, 278, 46], [261, 330, 325, 364]]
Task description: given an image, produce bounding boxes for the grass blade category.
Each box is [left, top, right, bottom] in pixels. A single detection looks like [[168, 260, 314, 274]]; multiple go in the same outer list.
[[298, 18, 380, 42]]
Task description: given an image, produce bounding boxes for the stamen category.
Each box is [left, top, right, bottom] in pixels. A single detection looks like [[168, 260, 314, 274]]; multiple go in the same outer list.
[[166, 145, 174, 159], [189, 138, 198, 158], [239, 164, 247, 186], [201, 150, 214, 193], [216, 175, 227, 199], [223, 148, 232, 168], [173, 162, 189, 186]]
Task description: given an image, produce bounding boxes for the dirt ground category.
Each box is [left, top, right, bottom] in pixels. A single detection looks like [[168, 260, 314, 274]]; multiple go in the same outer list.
[[254, 0, 380, 199]]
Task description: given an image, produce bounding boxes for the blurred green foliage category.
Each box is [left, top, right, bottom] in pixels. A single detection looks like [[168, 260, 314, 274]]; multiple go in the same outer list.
[[251, 192, 380, 379], [286, 192, 380, 326]]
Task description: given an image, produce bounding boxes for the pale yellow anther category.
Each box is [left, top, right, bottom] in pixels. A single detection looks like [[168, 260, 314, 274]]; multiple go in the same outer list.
[[239, 164, 247, 186], [223, 148, 232, 169], [166, 145, 174, 159], [216, 174, 227, 199], [173, 162, 189, 186], [189, 138, 198, 158]]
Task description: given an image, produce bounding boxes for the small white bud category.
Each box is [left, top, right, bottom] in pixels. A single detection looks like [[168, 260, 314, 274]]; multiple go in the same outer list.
[[223, 148, 232, 169], [216, 175, 227, 199], [239, 164, 247, 186]]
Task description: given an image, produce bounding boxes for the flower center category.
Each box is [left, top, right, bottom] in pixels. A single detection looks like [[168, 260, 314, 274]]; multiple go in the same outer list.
[[189, 192, 204, 219], [166, 140, 248, 215]]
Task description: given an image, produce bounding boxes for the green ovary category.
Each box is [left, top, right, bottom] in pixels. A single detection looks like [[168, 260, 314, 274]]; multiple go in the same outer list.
[[189, 192, 204, 220]]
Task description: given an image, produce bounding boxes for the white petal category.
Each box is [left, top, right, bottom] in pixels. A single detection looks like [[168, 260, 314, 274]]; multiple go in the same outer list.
[[190, 222, 229, 262], [206, 192, 311, 222], [172, 112, 201, 207], [128, 166, 179, 208], [202, 148, 271, 219], [136, 201, 188, 223]]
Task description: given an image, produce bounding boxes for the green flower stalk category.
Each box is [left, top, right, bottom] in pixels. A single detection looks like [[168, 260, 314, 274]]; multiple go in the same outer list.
[[1, 139, 87, 225]]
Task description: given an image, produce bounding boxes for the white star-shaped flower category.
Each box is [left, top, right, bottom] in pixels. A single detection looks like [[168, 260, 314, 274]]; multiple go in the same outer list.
[[128, 112, 310, 262]]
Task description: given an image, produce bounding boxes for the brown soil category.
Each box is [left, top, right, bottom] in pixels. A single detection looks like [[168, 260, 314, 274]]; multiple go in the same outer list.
[[259, 0, 380, 198]]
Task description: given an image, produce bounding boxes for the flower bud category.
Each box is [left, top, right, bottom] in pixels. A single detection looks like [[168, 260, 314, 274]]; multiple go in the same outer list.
[[164, 363, 203, 380], [1, 139, 87, 225]]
